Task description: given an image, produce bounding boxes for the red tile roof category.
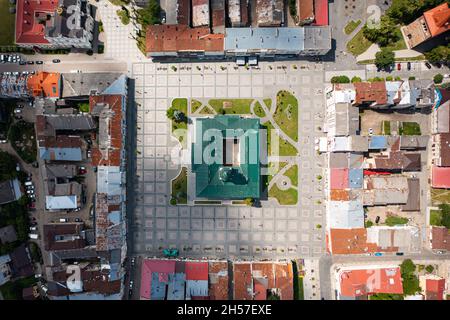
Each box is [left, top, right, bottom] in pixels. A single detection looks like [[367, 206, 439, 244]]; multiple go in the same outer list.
[[431, 226, 450, 251], [89, 95, 123, 167], [140, 259, 176, 300], [330, 168, 349, 189], [297, 0, 314, 22], [233, 263, 253, 300], [432, 166, 450, 188], [208, 261, 229, 300], [146, 25, 224, 54], [15, 0, 58, 45], [423, 2, 450, 37], [354, 82, 388, 105], [339, 267, 403, 298], [185, 261, 208, 281], [426, 278, 445, 300], [314, 0, 329, 26]]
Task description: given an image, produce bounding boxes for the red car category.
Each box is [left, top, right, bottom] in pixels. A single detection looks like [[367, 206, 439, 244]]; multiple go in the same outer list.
[[397, 63, 401, 70], [78, 166, 87, 175]]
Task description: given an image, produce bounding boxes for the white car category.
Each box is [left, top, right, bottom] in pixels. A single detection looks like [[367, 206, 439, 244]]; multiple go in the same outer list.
[[14, 108, 22, 114], [368, 128, 374, 135]]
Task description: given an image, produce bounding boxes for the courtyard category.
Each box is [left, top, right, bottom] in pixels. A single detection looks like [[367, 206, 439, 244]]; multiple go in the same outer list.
[[130, 61, 327, 259]]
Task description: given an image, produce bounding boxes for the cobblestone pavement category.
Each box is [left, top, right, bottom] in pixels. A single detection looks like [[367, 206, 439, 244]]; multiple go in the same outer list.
[[130, 61, 327, 259]]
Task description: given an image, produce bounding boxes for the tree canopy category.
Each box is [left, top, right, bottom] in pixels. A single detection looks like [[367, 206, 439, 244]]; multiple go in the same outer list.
[[363, 16, 401, 47], [136, 0, 161, 27], [375, 48, 395, 70], [425, 45, 450, 64]]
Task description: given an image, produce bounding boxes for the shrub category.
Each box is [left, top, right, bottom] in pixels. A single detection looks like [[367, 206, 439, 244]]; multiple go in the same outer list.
[[375, 48, 395, 70], [331, 76, 351, 84], [425, 265, 434, 273], [434, 74, 444, 84], [351, 76, 362, 83]]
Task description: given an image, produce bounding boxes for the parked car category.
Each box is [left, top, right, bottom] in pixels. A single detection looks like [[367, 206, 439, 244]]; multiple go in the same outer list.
[[14, 108, 22, 114], [375, 216, 380, 224], [407, 62, 411, 70], [78, 166, 87, 174], [19, 61, 26, 65], [74, 207, 81, 212], [397, 63, 401, 70], [74, 218, 82, 222], [29, 226, 37, 231], [36, 61, 43, 65], [26, 190, 34, 195], [425, 62, 432, 69], [16, 163, 20, 172], [368, 128, 374, 136], [87, 150, 92, 158], [27, 61, 34, 65], [131, 257, 136, 266], [396, 252, 404, 256], [59, 218, 69, 223], [374, 252, 383, 256], [52, 59, 60, 63]]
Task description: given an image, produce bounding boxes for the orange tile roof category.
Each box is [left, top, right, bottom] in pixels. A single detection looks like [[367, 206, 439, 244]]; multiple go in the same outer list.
[[89, 95, 123, 167], [354, 82, 387, 105], [27, 72, 61, 98], [330, 189, 350, 201], [146, 24, 224, 54], [329, 228, 378, 254], [423, 2, 450, 37], [233, 263, 253, 300], [274, 263, 293, 300], [208, 261, 229, 300], [339, 267, 403, 298]]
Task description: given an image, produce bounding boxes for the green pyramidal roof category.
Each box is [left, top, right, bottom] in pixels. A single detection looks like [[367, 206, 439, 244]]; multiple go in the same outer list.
[[192, 115, 261, 199]]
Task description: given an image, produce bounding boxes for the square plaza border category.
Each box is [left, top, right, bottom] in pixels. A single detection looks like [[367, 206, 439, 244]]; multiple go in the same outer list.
[[130, 61, 327, 259]]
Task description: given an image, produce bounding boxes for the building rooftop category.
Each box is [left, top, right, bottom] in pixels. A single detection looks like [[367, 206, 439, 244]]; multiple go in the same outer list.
[[425, 277, 445, 300], [328, 200, 364, 229], [146, 25, 224, 54], [27, 72, 61, 98], [211, 0, 226, 33], [225, 27, 306, 52], [192, 0, 210, 27], [313, 0, 329, 26], [430, 226, 450, 251], [192, 116, 261, 200], [15, 0, 58, 45], [256, 0, 284, 27], [208, 261, 229, 300], [423, 3, 450, 37], [338, 267, 403, 299], [354, 82, 388, 106], [432, 166, 450, 188], [43, 223, 86, 251], [0, 179, 23, 205], [328, 228, 379, 254], [297, 0, 314, 24], [0, 225, 18, 244]]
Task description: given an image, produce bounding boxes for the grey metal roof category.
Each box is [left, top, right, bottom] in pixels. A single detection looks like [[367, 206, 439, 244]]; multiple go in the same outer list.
[[303, 26, 332, 51], [46, 114, 96, 131], [225, 27, 305, 52]]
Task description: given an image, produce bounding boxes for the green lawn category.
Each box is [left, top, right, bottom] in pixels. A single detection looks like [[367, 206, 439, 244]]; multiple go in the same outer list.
[[273, 90, 298, 142], [208, 99, 253, 114], [383, 27, 407, 51], [284, 165, 298, 187], [171, 167, 187, 205], [170, 98, 188, 148], [385, 215, 409, 226], [191, 99, 203, 113], [269, 185, 297, 205], [253, 101, 266, 118], [382, 120, 391, 135], [8, 121, 37, 163], [0, 276, 37, 300], [263, 98, 272, 109], [347, 27, 373, 56], [430, 210, 442, 226], [267, 162, 287, 184], [266, 123, 297, 156], [0, 0, 16, 47], [431, 188, 450, 205], [399, 122, 421, 135], [344, 20, 361, 35]]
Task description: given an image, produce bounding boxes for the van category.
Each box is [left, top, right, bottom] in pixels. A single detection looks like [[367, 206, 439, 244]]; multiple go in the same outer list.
[[59, 218, 68, 223], [25, 181, 33, 187], [29, 233, 38, 240]]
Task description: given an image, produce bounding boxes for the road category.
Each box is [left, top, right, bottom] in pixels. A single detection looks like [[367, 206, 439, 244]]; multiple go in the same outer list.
[[0, 60, 127, 74]]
